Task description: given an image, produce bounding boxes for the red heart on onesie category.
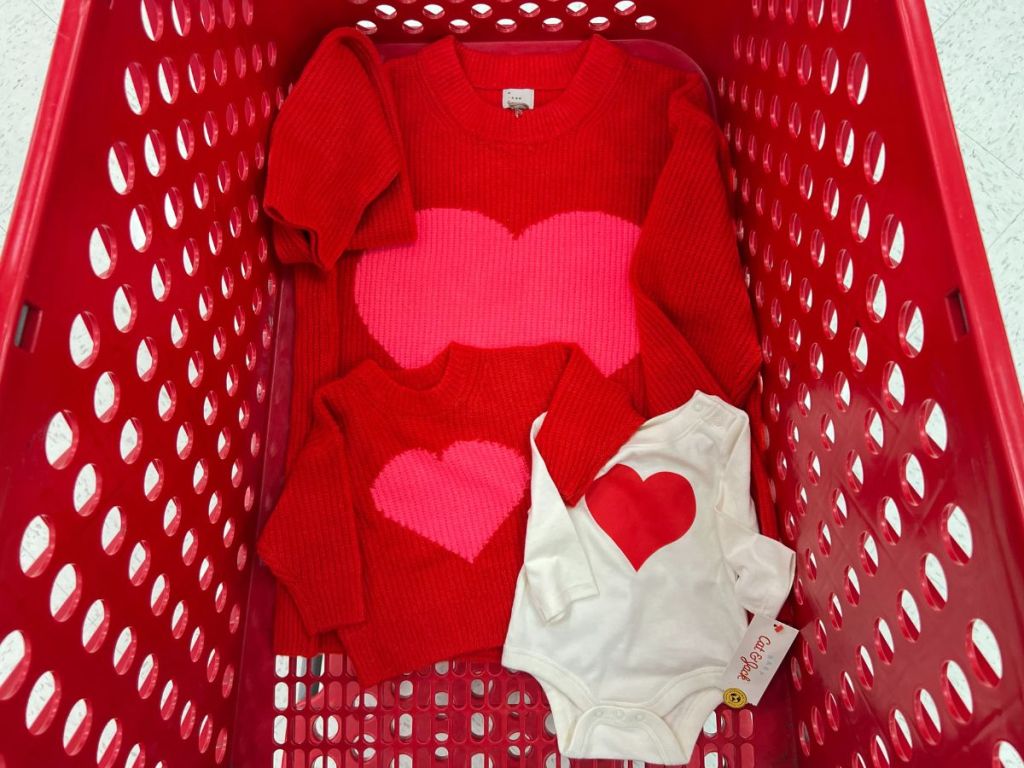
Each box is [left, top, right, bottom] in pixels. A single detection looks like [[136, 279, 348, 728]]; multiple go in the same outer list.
[[584, 464, 697, 571]]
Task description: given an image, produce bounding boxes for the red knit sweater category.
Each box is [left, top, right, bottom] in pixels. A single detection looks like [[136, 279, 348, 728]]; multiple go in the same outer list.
[[257, 344, 642, 685], [262, 31, 765, 657]]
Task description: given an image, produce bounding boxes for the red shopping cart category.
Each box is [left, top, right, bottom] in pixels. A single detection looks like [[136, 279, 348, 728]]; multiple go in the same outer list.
[[1, 0, 1023, 766]]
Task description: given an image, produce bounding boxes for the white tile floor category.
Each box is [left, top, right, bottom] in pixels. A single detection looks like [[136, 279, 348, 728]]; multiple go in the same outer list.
[[0, 0, 1021, 383], [0, 0, 58, 228]]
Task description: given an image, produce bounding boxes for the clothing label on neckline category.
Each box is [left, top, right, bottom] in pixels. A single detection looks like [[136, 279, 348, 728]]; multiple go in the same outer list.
[[719, 615, 798, 707], [502, 88, 535, 116]]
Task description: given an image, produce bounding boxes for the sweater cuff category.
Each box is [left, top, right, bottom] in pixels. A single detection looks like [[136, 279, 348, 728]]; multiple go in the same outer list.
[[293, 582, 365, 636], [266, 157, 399, 271], [312, 166, 400, 270], [538, 354, 644, 506], [258, 547, 366, 635]]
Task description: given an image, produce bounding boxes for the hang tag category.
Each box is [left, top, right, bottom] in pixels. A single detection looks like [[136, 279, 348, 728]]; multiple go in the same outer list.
[[719, 615, 798, 708], [502, 88, 535, 117]]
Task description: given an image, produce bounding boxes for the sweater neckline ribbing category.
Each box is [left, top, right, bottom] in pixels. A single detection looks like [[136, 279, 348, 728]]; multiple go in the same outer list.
[[415, 35, 626, 143], [347, 343, 482, 414]]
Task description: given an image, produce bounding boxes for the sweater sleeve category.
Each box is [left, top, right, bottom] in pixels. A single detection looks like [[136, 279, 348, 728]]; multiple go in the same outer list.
[[522, 413, 599, 623], [632, 77, 761, 409], [257, 388, 365, 634], [632, 78, 776, 534], [714, 403, 795, 618], [284, 267, 341, 467], [264, 28, 413, 270], [534, 346, 644, 506]]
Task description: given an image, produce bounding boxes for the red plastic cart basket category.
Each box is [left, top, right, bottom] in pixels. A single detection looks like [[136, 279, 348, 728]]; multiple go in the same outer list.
[[2, 0, 1024, 766]]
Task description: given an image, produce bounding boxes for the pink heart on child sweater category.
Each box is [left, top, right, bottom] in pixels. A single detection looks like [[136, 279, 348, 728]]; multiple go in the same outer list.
[[354, 208, 642, 375], [371, 440, 529, 562]]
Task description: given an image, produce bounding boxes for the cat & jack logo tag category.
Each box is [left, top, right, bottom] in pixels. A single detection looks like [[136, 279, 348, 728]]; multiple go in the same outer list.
[[719, 615, 798, 708]]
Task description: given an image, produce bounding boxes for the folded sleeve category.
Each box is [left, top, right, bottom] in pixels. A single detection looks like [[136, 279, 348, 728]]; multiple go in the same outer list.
[[714, 405, 795, 618], [534, 346, 644, 506], [257, 389, 365, 634], [264, 28, 411, 270], [522, 414, 599, 623]]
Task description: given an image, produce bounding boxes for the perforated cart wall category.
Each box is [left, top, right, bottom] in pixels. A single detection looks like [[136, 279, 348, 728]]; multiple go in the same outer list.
[[2, 0, 1024, 766]]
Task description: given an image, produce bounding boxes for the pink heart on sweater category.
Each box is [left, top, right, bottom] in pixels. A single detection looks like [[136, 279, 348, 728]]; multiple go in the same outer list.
[[371, 440, 529, 562], [354, 208, 641, 375]]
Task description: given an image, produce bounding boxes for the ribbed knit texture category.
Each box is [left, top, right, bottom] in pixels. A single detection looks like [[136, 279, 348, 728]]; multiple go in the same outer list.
[[257, 344, 643, 685], [264, 28, 414, 269], [261, 33, 768, 662]]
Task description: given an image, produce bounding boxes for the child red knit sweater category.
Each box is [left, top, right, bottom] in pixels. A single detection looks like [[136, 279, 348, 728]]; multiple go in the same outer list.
[[257, 344, 643, 685], [263, 31, 765, 655]]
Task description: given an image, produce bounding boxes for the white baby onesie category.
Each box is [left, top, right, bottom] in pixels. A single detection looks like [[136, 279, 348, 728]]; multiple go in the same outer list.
[[502, 392, 796, 764]]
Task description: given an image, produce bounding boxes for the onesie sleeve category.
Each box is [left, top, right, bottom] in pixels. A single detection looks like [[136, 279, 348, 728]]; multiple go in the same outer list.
[[715, 405, 795, 618], [264, 28, 413, 270], [534, 346, 644, 506], [257, 387, 365, 634], [522, 413, 601, 623]]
